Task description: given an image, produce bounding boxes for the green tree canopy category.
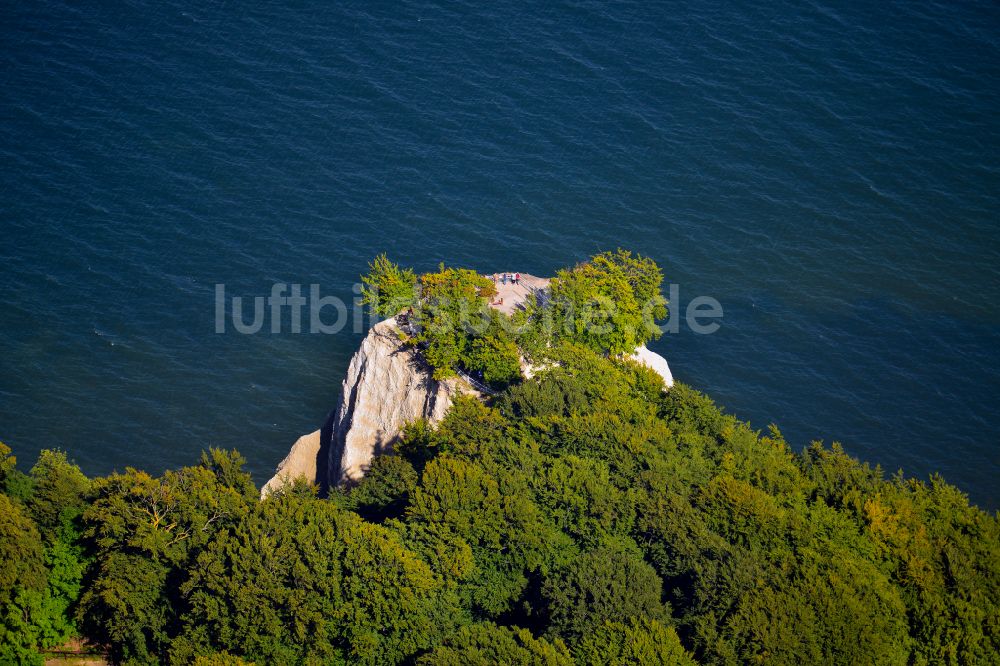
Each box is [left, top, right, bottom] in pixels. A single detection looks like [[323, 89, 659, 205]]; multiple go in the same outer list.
[[414, 265, 497, 379], [27, 449, 90, 539], [3, 252, 999, 665], [542, 543, 669, 641], [0, 494, 46, 597], [575, 618, 697, 666], [360, 253, 418, 318], [542, 249, 667, 355], [418, 622, 572, 666]]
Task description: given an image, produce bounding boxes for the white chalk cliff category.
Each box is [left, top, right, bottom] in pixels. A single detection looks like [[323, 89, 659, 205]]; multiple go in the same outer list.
[[328, 318, 479, 486], [262, 317, 478, 496], [631, 345, 675, 388], [260, 429, 323, 497]]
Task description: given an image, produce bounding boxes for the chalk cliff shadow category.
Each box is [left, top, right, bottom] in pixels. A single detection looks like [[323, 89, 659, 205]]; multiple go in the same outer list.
[[405, 347, 445, 420], [355, 434, 393, 481], [316, 407, 337, 498], [506, 284, 552, 315]]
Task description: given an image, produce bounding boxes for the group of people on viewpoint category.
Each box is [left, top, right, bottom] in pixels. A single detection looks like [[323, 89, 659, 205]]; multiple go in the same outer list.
[[493, 272, 521, 286]]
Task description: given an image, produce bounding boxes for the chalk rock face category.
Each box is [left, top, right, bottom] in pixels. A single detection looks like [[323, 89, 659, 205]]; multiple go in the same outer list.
[[630, 345, 675, 388], [329, 318, 477, 486], [262, 317, 477, 497], [260, 429, 322, 497]]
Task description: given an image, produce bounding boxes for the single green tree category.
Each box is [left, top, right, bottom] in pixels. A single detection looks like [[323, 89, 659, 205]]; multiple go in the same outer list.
[[27, 449, 90, 539], [344, 454, 419, 522], [360, 254, 418, 318], [413, 265, 496, 379]]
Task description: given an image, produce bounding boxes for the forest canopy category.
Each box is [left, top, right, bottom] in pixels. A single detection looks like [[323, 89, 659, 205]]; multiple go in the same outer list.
[[1, 252, 998, 665]]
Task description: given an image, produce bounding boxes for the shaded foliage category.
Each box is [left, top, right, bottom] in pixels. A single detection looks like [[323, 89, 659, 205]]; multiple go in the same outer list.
[[542, 543, 668, 641]]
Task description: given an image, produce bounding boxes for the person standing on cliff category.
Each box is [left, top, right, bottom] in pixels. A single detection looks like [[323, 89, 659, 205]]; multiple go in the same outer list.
[[515, 272, 521, 285]]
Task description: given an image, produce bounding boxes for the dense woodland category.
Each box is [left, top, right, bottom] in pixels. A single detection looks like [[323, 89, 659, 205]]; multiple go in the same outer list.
[[1, 252, 998, 665]]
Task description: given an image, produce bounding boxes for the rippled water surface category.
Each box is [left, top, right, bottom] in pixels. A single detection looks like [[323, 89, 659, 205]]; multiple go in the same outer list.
[[2, 0, 998, 507]]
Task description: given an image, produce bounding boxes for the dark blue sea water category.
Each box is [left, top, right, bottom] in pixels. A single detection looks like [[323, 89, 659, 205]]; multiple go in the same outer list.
[[2, 1, 998, 508]]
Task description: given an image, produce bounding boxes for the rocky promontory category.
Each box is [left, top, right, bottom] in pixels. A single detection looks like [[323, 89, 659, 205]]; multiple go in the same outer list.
[[262, 271, 672, 496]]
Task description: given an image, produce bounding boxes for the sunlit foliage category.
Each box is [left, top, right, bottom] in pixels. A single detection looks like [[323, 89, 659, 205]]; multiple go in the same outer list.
[[1, 253, 997, 664]]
